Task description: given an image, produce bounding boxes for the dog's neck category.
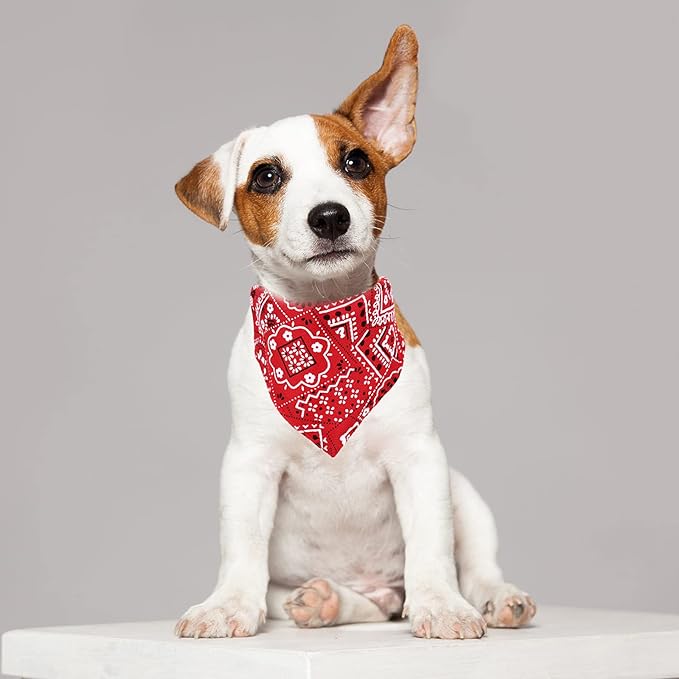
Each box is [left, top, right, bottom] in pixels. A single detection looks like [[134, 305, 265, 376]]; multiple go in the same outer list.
[[252, 257, 377, 305]]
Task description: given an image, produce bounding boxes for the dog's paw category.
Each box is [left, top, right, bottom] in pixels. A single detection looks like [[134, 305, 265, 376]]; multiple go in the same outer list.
[[406, 594, 486, 639], [481, 583, 537, 628], [283, 578, 340, 628], [175, 598, 265, 638]]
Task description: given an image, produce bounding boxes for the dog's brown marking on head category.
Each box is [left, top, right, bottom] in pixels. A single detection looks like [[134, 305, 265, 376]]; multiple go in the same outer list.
[[336, 25, 418, 168], [312, 114, 389, 237], [233, 157, 286, 247], [175, 157, 225, 229]]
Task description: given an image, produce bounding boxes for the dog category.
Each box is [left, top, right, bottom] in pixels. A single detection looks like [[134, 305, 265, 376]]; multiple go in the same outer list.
[[173, 25, 536, 640]]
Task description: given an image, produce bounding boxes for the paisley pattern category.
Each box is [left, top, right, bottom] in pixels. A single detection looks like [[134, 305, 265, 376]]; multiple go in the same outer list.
[[250, 277, 406, 457]]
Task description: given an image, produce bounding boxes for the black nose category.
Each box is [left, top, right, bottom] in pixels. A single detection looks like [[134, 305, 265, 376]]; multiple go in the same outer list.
[[307, 202, 351, 241]]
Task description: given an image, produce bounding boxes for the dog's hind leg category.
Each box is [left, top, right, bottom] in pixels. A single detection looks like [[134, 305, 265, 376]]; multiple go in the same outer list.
[[450, 469, 537, 628], [267, 580, 403, 627]]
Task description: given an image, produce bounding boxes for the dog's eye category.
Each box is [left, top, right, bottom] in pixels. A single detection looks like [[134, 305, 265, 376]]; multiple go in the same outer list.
[[343, 149, 371, 179], [250, 164, 283, 194]]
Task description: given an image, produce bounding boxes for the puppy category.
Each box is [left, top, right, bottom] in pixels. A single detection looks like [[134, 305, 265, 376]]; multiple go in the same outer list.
[[174, 25, 536, 640]]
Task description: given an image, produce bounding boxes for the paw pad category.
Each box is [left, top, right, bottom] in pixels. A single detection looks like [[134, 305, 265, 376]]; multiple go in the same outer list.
[[483, 591, 537, 628], [284, 578, 340, 628]]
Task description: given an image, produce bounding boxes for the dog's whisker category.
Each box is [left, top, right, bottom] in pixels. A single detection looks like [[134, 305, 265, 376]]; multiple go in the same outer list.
[[386, 202, 415, 211]]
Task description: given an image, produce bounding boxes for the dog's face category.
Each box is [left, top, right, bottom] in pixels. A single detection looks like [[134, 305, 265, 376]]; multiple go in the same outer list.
[[176, 26, 418, 283]]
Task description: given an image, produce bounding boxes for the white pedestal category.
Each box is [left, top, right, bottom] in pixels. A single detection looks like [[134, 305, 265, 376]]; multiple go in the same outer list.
[[3, 606, 679, 679]]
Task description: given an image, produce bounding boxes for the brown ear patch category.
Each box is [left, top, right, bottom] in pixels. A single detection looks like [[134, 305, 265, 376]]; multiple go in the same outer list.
[[335, 25, 418, 167], [233, 159, 285, 247], [175, 156, 225, 229], [312, 113, 389, 238]]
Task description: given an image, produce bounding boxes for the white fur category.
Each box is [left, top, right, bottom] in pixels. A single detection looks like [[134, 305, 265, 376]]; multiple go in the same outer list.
[[176, 115, 533, 640]]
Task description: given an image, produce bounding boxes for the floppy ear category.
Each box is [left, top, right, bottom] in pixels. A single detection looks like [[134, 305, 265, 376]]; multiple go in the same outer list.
[[336, 25, 418, 167], [175, 131, 250, 230]]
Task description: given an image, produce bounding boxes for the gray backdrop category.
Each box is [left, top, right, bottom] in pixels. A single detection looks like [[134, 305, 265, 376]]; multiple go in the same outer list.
[[1, 0, 678, 656]]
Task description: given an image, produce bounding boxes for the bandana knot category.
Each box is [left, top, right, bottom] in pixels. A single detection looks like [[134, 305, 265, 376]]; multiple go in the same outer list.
[[250, 277, 406, 457]]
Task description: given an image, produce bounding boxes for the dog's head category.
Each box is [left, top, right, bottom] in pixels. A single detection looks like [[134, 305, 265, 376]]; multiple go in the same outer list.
[[175, 26, 418, 284]]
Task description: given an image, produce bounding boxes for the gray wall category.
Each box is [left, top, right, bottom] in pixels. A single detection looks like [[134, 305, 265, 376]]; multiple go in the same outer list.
[[1, 0, 678, 653]]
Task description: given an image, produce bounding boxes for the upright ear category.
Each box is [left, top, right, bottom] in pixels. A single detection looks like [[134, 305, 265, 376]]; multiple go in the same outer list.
[[336, 25, 418, 167], [175, 131, 250, 230]]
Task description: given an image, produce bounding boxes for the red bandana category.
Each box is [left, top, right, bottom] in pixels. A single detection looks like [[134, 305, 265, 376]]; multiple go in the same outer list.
[[250, 277, 406, 457]]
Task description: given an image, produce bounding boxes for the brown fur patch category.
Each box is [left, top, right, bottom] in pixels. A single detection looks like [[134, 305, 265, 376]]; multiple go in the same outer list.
[[175, 157, 224, 229], [395, 303, 420, 347], [312, 114, 389, 237], [233, 157, 286, 247]]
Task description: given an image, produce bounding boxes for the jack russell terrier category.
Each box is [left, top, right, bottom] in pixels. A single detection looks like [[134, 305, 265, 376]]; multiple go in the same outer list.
[[174, 25, 536, 640]]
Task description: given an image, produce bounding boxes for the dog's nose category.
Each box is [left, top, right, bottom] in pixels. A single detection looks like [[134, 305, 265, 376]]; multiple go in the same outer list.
[[307, 202, 351, 241]]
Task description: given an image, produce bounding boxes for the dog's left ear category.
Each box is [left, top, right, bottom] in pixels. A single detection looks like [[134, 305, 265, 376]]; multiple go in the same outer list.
[[336, 25, 418, 167], [175, 131, 251, 230]]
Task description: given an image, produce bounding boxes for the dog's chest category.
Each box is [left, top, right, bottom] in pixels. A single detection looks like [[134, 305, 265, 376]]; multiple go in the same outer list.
[[268, 445, 405, 588]]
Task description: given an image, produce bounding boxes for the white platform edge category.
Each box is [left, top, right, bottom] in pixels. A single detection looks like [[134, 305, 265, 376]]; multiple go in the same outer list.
[[3, 607, 679, 679]]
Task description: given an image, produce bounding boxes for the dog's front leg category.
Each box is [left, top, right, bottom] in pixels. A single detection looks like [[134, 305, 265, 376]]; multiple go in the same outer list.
[[386, 433, 487, 639], [175, 436, 284, 638]]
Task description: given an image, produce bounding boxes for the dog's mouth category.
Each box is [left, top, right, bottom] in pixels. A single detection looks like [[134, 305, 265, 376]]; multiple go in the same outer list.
[[279, 247, 364, 273], [305, 249, 358, 264]]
